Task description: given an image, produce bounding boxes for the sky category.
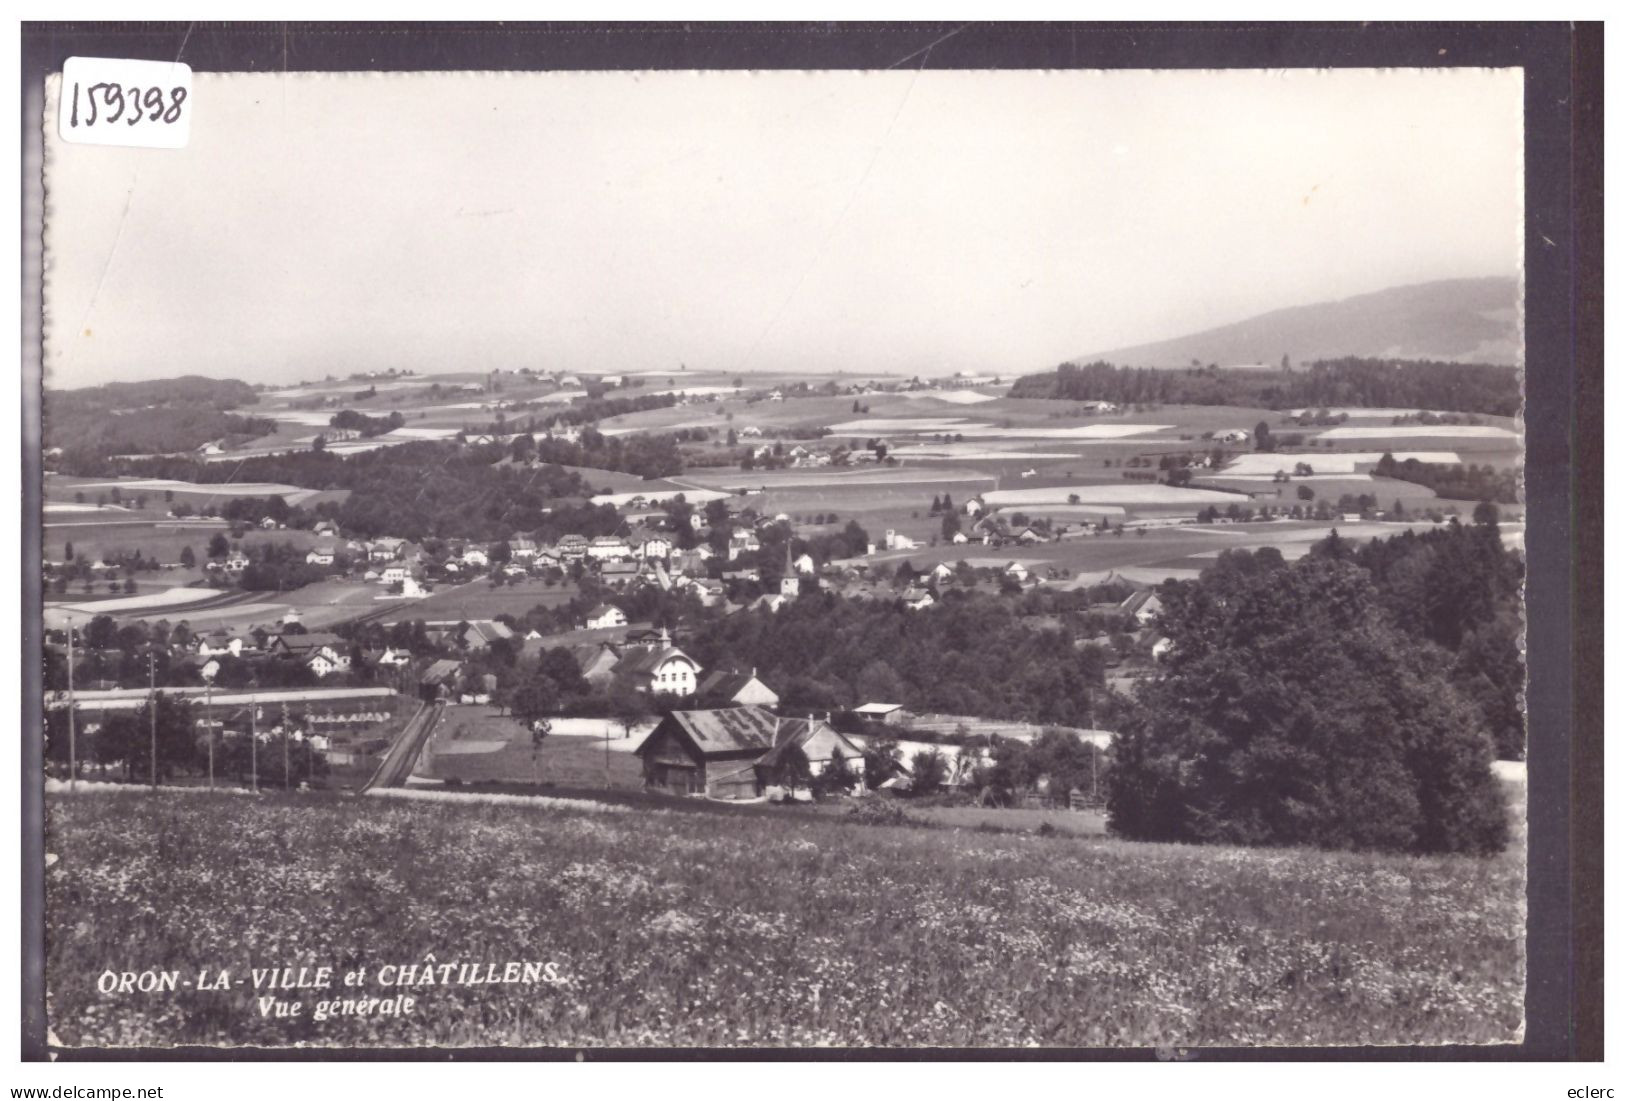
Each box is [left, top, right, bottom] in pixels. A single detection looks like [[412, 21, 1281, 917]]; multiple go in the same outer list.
[[43, 67, 1524, 389]]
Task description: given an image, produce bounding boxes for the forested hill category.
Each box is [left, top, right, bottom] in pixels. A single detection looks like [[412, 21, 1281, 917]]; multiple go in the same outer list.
[[43, 376, 273, 460], [1008, 357, 1521, 418], [1074, 277, 1520, 368]]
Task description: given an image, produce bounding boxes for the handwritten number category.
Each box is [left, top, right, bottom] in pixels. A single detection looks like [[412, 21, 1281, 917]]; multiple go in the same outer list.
[[163, 87, 186, 124], [69, 82, 78, 128], [84, 83, 104, 126], [144, 87, 164, 122]]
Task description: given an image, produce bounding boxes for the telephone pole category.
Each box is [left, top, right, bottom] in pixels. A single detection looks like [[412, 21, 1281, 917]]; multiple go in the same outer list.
[[204, 673, 214, 791], [250, 693, 258, 793], [281, 701, 291, 791], [148, 652, 158, 790], [65, 616, 76, 791]]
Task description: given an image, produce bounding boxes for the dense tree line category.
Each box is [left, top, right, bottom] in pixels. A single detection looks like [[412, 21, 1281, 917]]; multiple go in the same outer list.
[[511, 427, 684, 479], [328, 408, 406, 437], [682, 591, 1121, 727], [1372, 452, 1521, 504], [1321, 509, 1525, 760], [116, 441, 621, 542], [1107, 522, 1517, 856], [1009, 357, 1520, 417]]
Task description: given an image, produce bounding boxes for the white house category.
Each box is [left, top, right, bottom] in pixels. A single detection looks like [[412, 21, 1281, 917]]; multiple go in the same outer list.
[[306, 546, 336, 567], [584, 604, 628, 630], [618, 630, 703, 696], [588, 535, 632, 562], [460, 546, 490, 568], [1004, 561, 1030, 584]]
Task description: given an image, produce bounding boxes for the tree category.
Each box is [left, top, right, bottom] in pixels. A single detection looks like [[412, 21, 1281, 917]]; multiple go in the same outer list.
[[207, 533, 230, 559], [814, 750, 859, 798], [910, 747, 948, 795], [767, 742, 813, 795], [1106, 552, 1508, 855], [179, 546, 196, 569], [1297, 485, 1315, 501], [511, 673, 559, 730], [1253, 421, 1274, 452]]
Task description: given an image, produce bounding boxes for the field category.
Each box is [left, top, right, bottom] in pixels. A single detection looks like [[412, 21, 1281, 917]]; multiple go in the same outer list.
[[376, 577, 583, 626], [417, 707, 649, 789], [43, 784, 1524, 1048]]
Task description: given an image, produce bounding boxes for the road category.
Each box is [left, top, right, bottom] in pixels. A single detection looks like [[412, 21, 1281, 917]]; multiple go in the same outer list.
[[361, 701, 445, 792]]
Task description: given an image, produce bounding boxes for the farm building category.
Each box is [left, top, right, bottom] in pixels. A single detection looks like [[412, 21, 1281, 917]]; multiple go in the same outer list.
[[569, 642, 622, 686], [634, 706, 861, 799], [583, 604, 628, 630], [1119, 590, 1164, 626], [697, 669, 780, 708], [418, 659, 463, 701], [854, 702, 911, 725]]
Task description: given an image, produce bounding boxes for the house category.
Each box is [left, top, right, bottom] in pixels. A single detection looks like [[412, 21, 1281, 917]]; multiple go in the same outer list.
[[853, 702, 910, 726], [727, 529, 760, 560], [588, 534, 632, 562], [1214, 429, 1251, 444], [454, 620, 514, 651], [1004, 561, 1030, 584], [557, 534, 590, 560], [739, 426, 762, 438], [500, 563, 529, 579], [306, 546, 336, 567], [223, 551, 250, 573], [369, 537, 406, 562], [569, 642, 622, 686], [268, 632, 349, 674], [376, 647, 413, 668], [615, 629, 702, 696], [313, 520, 339, 537], [1119, 590, 1163, 626], [531, 550, 563, 572], [193, 631, 247, 658], [634, 707, 861, 799], [583, 604, 627, 630], [901, 586, 935, 611], [697, 669, 780, 708], [510, 536, 539, 561], [950, 531, 970, 544], [632, 531, 673, 560], [669, 548, 707, 577], [460, 545, 490, 568], [687, 578, 726, 607], [928, 562, 956, 585], [380, 564, 411, 585], [1014, 526, 1046, 545], [882, 529, 918, 551], [749, 592, 789, 614], [792, 552, 816, 575], [767, 388, 784, 401], [258, 516, 280, 530]]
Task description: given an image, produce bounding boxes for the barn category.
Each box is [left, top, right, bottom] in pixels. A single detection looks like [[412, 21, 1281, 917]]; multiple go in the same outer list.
[[634, 706, 863, 799]]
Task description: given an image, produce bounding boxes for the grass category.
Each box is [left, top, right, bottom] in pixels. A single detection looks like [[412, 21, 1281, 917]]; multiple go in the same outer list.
[[378, 577, 581, 626], [43, 784, 1524, 1048], [419, 708, 645, 790]]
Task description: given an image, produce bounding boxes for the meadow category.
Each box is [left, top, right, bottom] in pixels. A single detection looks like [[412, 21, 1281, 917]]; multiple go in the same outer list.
[[44, 785, 1524, 1049]]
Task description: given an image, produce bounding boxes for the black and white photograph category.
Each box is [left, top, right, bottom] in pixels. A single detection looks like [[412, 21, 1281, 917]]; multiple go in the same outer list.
[[19, 21, 1597, 1063]]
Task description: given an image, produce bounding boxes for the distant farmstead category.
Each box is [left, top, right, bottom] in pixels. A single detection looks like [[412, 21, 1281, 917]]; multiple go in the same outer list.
[[634, 706, 863, 799]]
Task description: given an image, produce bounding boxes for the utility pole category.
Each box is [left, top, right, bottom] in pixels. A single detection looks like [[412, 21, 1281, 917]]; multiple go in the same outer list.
[[204, 673, 214, 791], [65, 616, 76, 791], [281, 701, 291, 791], [250, 693, 258, 793], [148, 652, 158, 790]]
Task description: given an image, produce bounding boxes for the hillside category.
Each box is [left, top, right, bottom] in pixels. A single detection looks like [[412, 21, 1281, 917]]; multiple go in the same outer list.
[[44, 787, 1524, 1047], [1078, 277, 1521, 368]]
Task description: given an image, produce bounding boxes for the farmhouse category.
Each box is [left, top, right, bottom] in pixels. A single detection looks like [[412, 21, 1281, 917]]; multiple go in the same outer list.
[[453, 620, 514, 651], [583, 604, 628, 630], [616, 629, 702, 696], [306, 546, 336, 567], [901, 586, 935, 611], [634, 707, 859, 799], [697, 669, 781, 708], [369, 537, 406, 562], [510, 536, 538, 560], [1119, 590, 1163, 625], [1004, 561, 1030, 584], [556, 534, 590, 560], [268, 633, 350, 676]]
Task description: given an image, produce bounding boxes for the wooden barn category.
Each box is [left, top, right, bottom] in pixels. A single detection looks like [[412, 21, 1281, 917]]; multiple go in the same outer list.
[[634, 706, 863, 799]]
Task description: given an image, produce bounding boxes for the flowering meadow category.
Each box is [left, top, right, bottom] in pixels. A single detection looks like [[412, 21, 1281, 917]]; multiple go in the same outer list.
[[44, 787, 1523, 1049]]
